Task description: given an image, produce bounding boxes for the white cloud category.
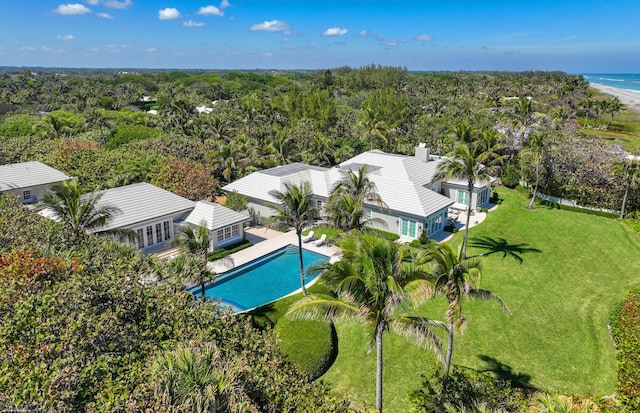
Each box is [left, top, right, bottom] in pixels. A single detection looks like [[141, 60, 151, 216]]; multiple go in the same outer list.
[[42, 46, 65, 54], [416, 34, 433, 41], [183, 20, 206, 27], [145, 48, 158, 53], [322, 27, 348, 36], [55, 4, 91, 14], [158, 8, 180, 20], [89, 47, 99, 52], [263, 52, 273, 58], [20, 46, 37, 52], [384, 40, 398, 47], [57, 34, 75, 40], [97, 12, 113, 19], [85, 0, 100, 5], [105, 0, 132, 9], [220, 0, 230, 9], [197, 5, 223, 16], [358, 30, 368, 38], [250, 20, 289, 32]]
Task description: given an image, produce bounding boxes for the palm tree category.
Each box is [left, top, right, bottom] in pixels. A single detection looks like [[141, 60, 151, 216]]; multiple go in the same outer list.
[[287, 234, 446, 413], [171, 221, 213, 299], [327, 165, 387, 233], [359, 107, 388, 150], [579, 98, 595, 128], [208, 142, 242, 184], [611, 155, 640, 218], [268, 182, 317, 296], [436, 143, 498, 259], [520, 131, 548, 209], [604, 97, 624, 130], [151, 341, 254, 413], [419, 243, 510, 376], [41, 179, 122, 245]]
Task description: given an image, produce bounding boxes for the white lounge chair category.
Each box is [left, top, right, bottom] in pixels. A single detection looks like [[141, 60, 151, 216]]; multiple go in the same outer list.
[[313, 233, 327, 247], [302, 230, 315, 243]]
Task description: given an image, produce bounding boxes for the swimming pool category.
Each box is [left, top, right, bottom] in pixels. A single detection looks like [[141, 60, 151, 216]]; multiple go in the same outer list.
[[194, 245, 329, 312]]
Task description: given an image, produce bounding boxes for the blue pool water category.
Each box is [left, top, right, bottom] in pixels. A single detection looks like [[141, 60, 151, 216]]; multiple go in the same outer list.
[[194, 245, 329, 312]]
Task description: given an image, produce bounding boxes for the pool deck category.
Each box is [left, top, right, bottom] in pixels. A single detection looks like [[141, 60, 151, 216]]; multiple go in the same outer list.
[[208, 227, 342, 274]]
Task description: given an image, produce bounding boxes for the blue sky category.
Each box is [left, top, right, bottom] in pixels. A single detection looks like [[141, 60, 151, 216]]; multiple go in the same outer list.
[[1, 1, 639, 72]]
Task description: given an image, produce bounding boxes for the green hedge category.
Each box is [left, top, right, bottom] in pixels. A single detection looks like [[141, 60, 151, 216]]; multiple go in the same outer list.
[[369, 227, 400, 241], [444, 225, 459, 233], [275, 318, 336, 380], [539, 200, 618, 218], [609, 290, 640, 402], [207, 239, 252, 261]]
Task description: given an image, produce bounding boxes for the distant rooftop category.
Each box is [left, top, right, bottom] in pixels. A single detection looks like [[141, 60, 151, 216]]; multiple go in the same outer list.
[[0, 161, 71, 192]]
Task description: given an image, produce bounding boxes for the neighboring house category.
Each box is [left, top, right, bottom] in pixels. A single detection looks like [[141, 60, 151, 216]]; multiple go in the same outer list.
[[85, 182, 196, 250], [0, 161, 71, 204], [222, 146, 494, 240], [180, 200, 249, 251]]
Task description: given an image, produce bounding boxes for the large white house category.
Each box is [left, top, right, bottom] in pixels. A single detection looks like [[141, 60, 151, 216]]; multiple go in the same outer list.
[[0, 161, 71, 204], [222, 146, 492, 240]]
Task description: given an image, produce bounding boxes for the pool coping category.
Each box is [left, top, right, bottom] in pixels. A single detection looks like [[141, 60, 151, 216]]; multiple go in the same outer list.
[[208, 229, 342, 275]]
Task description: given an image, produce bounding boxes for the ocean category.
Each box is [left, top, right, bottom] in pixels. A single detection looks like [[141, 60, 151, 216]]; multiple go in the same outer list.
[[581, 73, 640, 93]]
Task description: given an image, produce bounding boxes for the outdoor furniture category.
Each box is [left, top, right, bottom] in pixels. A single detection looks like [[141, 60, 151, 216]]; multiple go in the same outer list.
[[313, 233, 327, 247], [302, 230, 315, 243]]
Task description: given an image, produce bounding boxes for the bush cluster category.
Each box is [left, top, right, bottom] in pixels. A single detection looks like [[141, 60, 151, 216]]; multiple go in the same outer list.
[[207, 239, 252, 261], [609, 290, 640, 404]]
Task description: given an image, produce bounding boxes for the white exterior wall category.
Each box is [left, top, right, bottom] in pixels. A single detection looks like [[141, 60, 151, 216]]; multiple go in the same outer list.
[[119, 211, 190, 250], [210, 224, 245, 250], [1, 182, 67, 204]]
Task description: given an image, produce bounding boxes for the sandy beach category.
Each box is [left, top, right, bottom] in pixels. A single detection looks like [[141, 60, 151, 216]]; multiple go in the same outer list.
[[590, 83, 640, 112]]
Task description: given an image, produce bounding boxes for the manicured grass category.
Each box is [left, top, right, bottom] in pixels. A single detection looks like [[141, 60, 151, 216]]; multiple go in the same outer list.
[[320, 187, 640, 412]]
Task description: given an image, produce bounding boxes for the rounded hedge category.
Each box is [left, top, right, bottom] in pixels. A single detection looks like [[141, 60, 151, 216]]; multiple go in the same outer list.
[[275, 318, 336, 380]]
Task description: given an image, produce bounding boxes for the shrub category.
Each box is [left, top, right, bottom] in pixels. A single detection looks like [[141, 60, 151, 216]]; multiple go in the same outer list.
[[444, 225, 458, 233], [275, 318, 336, 380], [539, 200, 619, 218], [480, 207, 489, 213], [500, 163, 521, 188], [370, 227, 400, 241], [409, 366, 529, 412], [609, 290, 640, 401], [208, 240, 252, 261]]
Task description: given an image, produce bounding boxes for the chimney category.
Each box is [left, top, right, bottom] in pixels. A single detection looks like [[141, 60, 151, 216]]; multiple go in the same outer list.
[[414, 143, 430, 163]]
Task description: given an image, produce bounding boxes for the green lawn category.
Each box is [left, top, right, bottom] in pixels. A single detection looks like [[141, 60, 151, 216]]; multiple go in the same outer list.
[[319, 187, 640, 412]]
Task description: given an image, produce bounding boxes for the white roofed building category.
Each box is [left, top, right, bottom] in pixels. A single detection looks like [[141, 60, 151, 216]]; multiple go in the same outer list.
[[0, 161, 71, 204], [180, 200, 249, 251], [222, 146, 493, 240]]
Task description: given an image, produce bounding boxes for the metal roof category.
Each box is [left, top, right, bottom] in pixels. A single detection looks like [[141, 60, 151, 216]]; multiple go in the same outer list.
[[183, 201, 249, 230], [0, 161, 71, 192], [224, 150, 454, 218], [91, 183, 195, 232]]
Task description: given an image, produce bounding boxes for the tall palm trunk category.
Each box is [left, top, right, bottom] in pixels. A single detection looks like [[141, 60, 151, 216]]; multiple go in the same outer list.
[[620, 181, 630, 219], [297, 232, 307, 296], [528, 158, 540, 208], [444, 314, 455, 375], [462, 182, 473, 259], [376, 322, 384, 413]]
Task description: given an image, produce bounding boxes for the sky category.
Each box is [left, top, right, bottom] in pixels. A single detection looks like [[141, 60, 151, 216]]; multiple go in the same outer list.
[[1, 0, 639, 72]]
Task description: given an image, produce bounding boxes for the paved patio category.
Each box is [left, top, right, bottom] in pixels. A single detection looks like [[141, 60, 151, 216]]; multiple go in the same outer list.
[[430, 203, 498, 243], [208, 226, 342, 274]]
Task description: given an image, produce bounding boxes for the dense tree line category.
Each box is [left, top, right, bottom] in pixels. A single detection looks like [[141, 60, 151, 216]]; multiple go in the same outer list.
[[0, 67, 637, 212]]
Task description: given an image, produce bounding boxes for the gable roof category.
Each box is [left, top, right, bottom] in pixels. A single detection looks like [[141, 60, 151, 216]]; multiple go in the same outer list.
[[91, 183, 194, 232], [0, 161, 71, 192], [183, 201, 249, 230], [223, 150, 454, 218]]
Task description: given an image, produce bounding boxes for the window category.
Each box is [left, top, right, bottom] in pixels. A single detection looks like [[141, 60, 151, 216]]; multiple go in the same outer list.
[[146, 225, 154, 246], [163, 221, 171, 241], [135, 228, 144, 248], [457, 190, 470, 205], [400, 218, 418, 238], [217, 229, 224, 242], [22, 190, 31, 201], [156, 223, 163, 244], [365, 209, 372, 219], [231, 225, 239, 237], [224, 226, 231, 239], [478, 188, 489, 205]]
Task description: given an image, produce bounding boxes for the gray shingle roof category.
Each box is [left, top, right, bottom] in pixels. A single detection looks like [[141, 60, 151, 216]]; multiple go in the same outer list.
[[184, 201, 249, 230], [91, 183, 195, 231], [0, 161, 71, 192]]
